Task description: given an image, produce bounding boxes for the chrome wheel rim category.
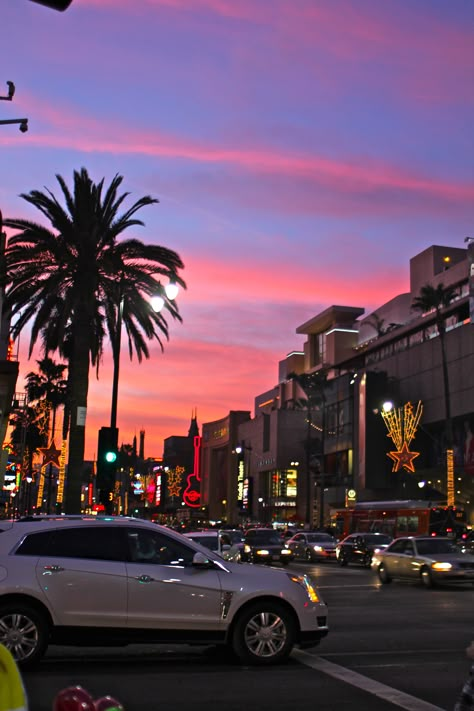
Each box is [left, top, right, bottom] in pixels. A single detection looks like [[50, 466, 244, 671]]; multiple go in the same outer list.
[[0, 613, 39, 661], [244, 611, 287, 658]]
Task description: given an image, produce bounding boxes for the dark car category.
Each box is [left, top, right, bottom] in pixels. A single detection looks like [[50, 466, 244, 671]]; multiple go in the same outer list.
[[241, 528, 294, 565], [287, 531, 338, 562], [336, 532, 392, 568]]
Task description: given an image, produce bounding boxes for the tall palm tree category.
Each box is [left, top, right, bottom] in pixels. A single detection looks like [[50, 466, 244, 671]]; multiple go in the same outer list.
[[412, 283, 457, 500], [3, 168, 186, 513]]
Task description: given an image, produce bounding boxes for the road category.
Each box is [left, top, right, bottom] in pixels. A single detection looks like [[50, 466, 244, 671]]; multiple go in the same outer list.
[[22, 560, 474, 711]]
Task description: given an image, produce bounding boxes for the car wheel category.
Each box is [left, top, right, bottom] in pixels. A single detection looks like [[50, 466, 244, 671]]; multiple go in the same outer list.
[[231, 602, 296, 665], [305, 549, 313, 562], [363, 553, 372, 568], [337, 553, 348, 566], [420, 566, 435, 588], [0, 602, 49, 668], [378, 564, 392, 584]]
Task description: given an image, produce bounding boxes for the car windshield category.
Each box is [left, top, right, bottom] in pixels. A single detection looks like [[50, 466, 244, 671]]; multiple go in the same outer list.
[[187, 535, 219, 551], [361, 534, 392, 545], [224, 531, 244, 543], [416, 539, 461, 555], [307, 534, 336, 543], [249, 531, 282, 545]]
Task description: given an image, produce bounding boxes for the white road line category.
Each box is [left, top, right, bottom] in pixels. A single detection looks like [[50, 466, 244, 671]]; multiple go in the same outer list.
[[292, 650, 445, 711]]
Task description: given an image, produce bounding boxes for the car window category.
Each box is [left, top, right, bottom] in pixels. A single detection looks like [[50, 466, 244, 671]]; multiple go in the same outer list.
[[22, 526, 127, 562], [15, 530, 55, 556], [246, 531, 282, 545], [127, 528, 196, 566], [387, 539, 409, 554], [415, 539, 461, 556], [186, 534, 219, 551], [307, 534, 335, 543], [362, 534, 392, 545]]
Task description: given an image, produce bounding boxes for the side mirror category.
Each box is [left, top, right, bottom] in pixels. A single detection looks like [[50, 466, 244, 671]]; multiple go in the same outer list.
[[192, 551, 213, 568], [221, 544, 231, 551]]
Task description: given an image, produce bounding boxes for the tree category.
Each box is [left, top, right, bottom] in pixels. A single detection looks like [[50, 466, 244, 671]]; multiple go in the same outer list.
[[25, 357, 68, 441], [3, 168, 186, 513], [412, 282, 457, 502]]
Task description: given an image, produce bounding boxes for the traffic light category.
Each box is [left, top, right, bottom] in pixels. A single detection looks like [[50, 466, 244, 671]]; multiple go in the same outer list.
[[96, 426, 118, 491]]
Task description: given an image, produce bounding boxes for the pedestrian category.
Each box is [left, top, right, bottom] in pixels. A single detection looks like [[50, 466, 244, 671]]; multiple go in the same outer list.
[[454, 640, 474, 711]]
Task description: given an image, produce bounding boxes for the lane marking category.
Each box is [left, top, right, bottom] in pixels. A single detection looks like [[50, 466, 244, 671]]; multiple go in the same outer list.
[[292, 650, 444, 711]]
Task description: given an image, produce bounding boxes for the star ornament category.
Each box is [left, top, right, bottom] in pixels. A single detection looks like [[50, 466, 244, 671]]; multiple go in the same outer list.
[[39, 440, 62, 468], [388, 441, 420, 473]]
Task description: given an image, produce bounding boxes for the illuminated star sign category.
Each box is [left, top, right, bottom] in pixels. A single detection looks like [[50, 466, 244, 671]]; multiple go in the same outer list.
[[38, 440, 62, 467], [167, 467, 183, 498], [388, 441, 420, 473]]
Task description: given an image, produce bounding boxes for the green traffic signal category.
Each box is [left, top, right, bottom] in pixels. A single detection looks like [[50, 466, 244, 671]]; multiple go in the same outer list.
[[105, 450, 117, 464]]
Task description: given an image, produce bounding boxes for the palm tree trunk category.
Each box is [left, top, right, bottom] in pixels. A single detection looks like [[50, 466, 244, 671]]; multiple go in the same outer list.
[[64, 314, 91, 514]]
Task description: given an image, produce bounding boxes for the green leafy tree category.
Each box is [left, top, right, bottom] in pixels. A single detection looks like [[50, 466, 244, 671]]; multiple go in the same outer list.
[[412, 282, 457, 464], [3, 168, 186, 513]]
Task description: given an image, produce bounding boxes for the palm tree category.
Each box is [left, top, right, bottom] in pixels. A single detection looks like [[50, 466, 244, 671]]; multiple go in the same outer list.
[[3, 168, 186, 513], [412, 283, 457, 501], [25, 357, 68, 441]]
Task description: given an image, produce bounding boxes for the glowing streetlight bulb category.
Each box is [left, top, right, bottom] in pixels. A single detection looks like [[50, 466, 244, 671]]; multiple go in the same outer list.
[[165, 282, 179, 300], [151, 295, 165, 313]]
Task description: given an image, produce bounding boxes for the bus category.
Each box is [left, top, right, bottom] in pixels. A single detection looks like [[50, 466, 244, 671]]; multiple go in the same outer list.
[[331, 500, 467, 540]]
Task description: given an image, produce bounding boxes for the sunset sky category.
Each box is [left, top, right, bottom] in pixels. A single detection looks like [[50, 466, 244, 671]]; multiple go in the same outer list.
[[1, 0, 473, 461]]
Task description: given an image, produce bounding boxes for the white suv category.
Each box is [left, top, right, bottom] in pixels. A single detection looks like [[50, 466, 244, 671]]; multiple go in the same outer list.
[[0, 516, 328, 667]]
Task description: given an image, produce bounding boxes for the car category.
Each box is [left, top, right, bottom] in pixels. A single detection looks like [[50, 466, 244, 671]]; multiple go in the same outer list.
[[0, 516, 328, 668], [241, 528, 294, 565], [335, 532, 392, 568], [183, 529, 244, 560], [372, 536, 474, 588], [460, 530, 474, 555], [286, 531, 338, 562]]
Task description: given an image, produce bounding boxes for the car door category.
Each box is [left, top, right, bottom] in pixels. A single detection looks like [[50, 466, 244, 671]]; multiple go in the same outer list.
[[33, 526, 128, 627], [125, 527, 223, 630], [381, 539, 410, 576]]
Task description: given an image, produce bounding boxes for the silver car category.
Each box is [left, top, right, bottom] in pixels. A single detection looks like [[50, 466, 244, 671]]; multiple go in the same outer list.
[[373, 536, 474, 588], [0, 516, 328, 667]]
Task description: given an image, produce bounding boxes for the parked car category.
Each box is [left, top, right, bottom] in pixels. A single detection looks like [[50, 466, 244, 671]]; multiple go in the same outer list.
[[336, 532, 392, 568], [286, 531, 338, 562], [372, 536, 474, 588], [0, 516, 328, 668], [241, 528, 294, 565]]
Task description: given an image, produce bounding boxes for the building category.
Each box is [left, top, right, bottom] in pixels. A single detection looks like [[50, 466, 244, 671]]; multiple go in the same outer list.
[[219, 243, 474, 526]]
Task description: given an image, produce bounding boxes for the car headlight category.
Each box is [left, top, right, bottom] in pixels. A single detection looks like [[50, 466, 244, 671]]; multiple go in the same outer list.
[[243, 545, 251, 553], [313, 545, 323, 552], [256, 549, 270, 556], [431, 562, 452, 571], [281, 548, 292, 555], [287, 573, 320, 602]]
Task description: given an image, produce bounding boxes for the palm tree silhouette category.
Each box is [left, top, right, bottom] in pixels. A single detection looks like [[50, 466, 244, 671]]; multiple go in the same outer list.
[[4, 168, 186, 513]]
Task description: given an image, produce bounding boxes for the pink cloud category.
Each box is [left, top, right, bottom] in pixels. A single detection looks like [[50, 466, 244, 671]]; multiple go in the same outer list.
[[2, 92, 472, 213]]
